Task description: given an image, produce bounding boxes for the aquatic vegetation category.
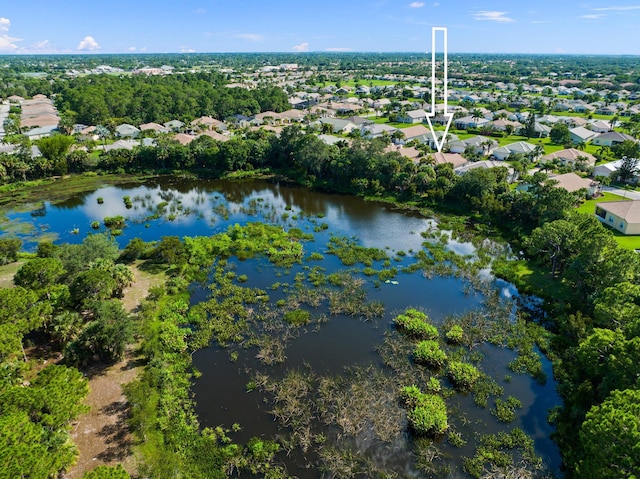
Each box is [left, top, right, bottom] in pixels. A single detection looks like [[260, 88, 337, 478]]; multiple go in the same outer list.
[[401, 385, 448, 436], [447, 361, 481, 391], [492, 396, 523, 423], [326, 235, 388, 267], [415, 340, 448, 368], [103, 215, 125, 229], [283, 309, 310, 326], [394, 308, 439, 340]]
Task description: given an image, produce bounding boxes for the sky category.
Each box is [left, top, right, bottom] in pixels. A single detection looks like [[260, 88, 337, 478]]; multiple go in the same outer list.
[[1, 1, 640, 55]]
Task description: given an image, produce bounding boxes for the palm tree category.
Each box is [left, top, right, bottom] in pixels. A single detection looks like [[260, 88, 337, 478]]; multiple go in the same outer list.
[[610, 114, 619, 132], [576, 141, 586, 151], [471, 109, 483, 128], [95, 125, 110, 148]]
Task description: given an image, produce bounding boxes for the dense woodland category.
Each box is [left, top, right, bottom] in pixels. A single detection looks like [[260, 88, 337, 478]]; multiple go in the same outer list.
[[1, 55, 640, 478]]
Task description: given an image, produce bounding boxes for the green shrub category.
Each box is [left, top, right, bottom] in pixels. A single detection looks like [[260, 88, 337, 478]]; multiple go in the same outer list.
[[426, 377, 442, 393], [448, 361, 480, 391], [415, 340, 448, 368], [283, 309, 311, 326], [394, 309, 438, 340], [90, 221, 100, 229], [0, 237, 22, 265], [446, 324, 464, 344], [96, 197, 104, 204], [103, 215, 125, 229], [492, 396, 522, 423], [401, 385, 448, 435]]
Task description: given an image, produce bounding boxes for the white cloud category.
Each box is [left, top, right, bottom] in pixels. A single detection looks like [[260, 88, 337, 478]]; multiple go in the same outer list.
[[181, 47, 196, 53], [77, 36, 100, 51], [293, 42, 309, 52], [234, 33, 264, 42], [409, 2, 425, 7], [326, 47, 353, 52], [0, 18, 22, 51], [433, 2, 440, 6], [128, 46, 137, 51], [593, 5, 640, 11], [473, 11, 515, 22], [32, 40, 50, 50], [581, 14, 605, 19]]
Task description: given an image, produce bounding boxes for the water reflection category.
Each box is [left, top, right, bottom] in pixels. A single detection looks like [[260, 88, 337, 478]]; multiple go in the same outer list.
[[2, 176, 562, 476]]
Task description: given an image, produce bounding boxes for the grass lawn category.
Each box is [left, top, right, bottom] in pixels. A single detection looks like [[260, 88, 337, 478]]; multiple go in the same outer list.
[[576, 193, 640, 249], [366, 116, 419, 129], [496, 259, 575, 303], [607, 229, 640, 250], [576, 192, 627, 215]]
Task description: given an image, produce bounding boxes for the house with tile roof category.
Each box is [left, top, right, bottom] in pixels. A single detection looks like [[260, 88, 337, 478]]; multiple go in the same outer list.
[[595, 200, 640, 234], [540, 148, 596, 168], [592, 131, 637, 147]]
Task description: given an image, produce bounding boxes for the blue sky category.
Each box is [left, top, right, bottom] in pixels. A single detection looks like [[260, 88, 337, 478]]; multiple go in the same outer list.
[[1, 1, 640, 55]]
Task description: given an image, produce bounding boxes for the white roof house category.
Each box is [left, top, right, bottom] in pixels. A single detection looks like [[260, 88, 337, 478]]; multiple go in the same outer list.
[[491, 141, 538, 161]]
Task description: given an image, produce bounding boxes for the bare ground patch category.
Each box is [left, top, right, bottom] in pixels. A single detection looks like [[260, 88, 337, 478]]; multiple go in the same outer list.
[[0, 260, 23, 288], [64, 262, 164, 478]]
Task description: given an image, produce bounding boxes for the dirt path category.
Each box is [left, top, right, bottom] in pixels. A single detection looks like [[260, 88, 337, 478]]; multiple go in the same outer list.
[[0, 260, 23, 288], [65, 263, 163, 478]]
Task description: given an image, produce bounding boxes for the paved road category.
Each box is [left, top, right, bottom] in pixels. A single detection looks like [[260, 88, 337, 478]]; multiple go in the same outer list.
[[601, 185, 640, 200]]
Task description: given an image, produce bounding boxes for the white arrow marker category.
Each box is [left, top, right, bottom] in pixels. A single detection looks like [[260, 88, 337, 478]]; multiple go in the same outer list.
[[426, 27, 452, 153]]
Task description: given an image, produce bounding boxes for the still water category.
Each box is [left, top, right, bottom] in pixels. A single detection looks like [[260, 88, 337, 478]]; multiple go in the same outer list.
[[3, 176, 562, 477]]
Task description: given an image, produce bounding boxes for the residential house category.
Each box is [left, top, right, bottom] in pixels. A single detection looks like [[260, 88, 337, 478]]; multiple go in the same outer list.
[[372, 98, 391, 110], [430, 152, 468, 169], [396, 125, 433, 145], [397, 109, 427, 124], [595, 200, 640, 234], [454, 115, 489, 129], [317, 134, 344, 146], [540, 148, 597, 168], [278, 109, 305, 122], [199, 130, 230, 142], [592, 131, 637, 147], [140, 122, 169, 133], [448, 136, 498, 155], [548, 172, 599, 196], [24, 125, 58, 140], [343, 116, 373, 127], [490, 141, 539, 161], [589, 120, 613, 134], [191, 116, 227, 131], [454, 160, 515, 181], [593, 159, 639, 182], [384, 145, 423, 163], [173, 133, 196, 146], [164, 120, 185, 132], [569, 126, 597, 144], [538, 114, 561, 125], [103, 139, 138, 151], [115, 123, 140, 138], [318, 118, 358, 134], [595, 106, 618, 116], [361, 123, 399, 139], [488, 119, 522, 132], [427, 131, 458, 151]]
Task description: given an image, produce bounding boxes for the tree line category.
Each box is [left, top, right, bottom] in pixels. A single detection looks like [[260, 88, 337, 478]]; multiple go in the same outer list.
[[2, 122, 640, 476]]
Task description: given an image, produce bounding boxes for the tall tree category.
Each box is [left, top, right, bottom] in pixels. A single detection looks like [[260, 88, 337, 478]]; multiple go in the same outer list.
[[577, 389, 640, 479]]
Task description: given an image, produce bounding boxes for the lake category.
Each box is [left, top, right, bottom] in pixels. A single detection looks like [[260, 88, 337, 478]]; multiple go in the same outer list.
[[2, 176, 562, 477]]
